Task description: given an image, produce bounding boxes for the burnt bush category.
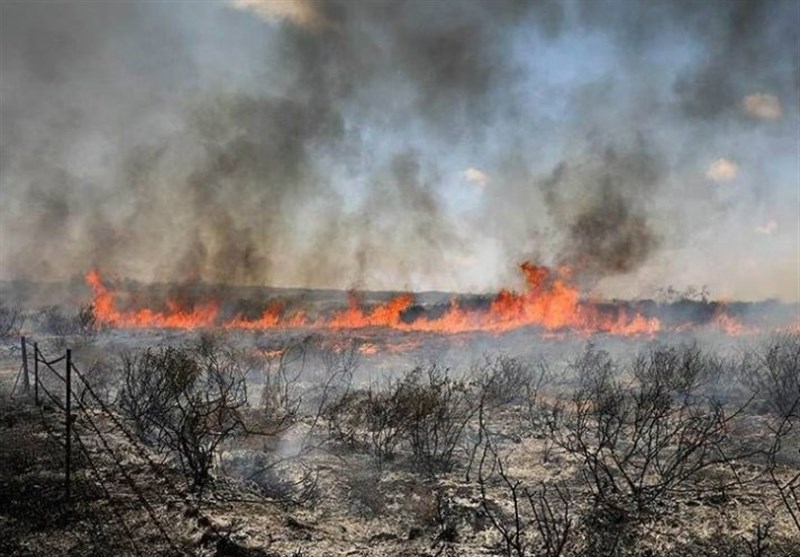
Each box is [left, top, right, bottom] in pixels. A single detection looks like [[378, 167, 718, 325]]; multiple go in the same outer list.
[[324, 363, 477, 475], [222, 450, 320, 508], [632, 342, 724, 397], [0, 304, 24, 338], [741, 333, 800, 419], [259, 338, 309, 430], [395, 364, 476, 475], [550, 344, 759, 554], [305, 337, 360, 419], [325, 389, 369, 450], [344, 466, 386, 518], [474, 355, 549, 408], [116, 342, 248, 492], [34, 304, 96, 337], [743, 334, 800, 535], [477, 442, 574, 557], [325, 386, 408, 471]]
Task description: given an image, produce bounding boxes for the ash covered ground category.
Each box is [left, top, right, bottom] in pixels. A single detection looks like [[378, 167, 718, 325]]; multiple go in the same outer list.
[[1, 295, 799, 557]]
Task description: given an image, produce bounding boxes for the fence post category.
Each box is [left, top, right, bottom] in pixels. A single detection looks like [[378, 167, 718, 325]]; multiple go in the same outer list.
[[21, 336, 30, 395], [33, 342, 39, 406], [65, 349, 72, 503]]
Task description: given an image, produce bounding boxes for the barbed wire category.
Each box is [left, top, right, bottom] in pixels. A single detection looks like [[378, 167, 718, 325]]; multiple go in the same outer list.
[[13, 337, 204, 556]]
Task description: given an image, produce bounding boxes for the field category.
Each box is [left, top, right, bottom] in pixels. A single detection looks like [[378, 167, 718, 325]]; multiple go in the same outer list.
[[1, 300, 799, 557]]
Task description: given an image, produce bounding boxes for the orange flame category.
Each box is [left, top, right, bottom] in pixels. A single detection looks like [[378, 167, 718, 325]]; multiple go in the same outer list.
[[85, 264, 660, 336], [392, 263, 660, 335], [326, 292, 414, 329], [86, 270, 219, 329]]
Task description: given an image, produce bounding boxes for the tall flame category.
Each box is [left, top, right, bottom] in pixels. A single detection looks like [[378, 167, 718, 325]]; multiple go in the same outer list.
[[86, 269, 219, 329]]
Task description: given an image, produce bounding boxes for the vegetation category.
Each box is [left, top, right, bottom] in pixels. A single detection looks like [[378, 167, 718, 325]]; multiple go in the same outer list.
[[1, 331, 798, 556]]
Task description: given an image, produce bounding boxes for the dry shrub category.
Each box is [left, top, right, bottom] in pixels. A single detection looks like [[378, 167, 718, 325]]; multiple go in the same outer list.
[[116, 341, 248, 492], [549, 344, 761, 555], [0, 305, 24, 338]]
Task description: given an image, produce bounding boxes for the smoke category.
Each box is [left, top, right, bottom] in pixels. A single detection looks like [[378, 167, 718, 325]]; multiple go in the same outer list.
[[0, 0, 797, 300], [670, 0, 798, 121], [536, 144, 663, 282]]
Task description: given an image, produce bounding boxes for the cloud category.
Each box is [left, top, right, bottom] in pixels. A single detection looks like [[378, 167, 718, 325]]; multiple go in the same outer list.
[[706, 158, 738, 182], [463, 167, 490, 188], [228, 0, 326, 29], [742, 93, 782, 120], [755, 219, 778, 235]]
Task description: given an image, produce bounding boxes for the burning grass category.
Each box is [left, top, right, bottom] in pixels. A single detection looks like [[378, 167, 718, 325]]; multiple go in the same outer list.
[[85, 264, 664, 336], [79, 265, 799, 347]]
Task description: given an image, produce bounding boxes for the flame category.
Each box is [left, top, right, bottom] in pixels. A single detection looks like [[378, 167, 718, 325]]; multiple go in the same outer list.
[[257, 347, 286, 359], [327, 292, 414, 329], [85, 270, 219, 328], [393, 263, 660, 335], [226, 303, 284, 330], [358, 342, 379, 355], [708, 309, 752, 335], [86, 264, 660, 336]]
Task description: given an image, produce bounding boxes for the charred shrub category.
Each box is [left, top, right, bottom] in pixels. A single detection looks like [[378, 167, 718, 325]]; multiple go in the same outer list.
[[477, 443, 574, 557], [741, 333, 800, 419], [223, 451, 320, 508], [117, 346, 200, 444], [304, 337, 359, 419], [552, 344, 756, 554], [37, 306, 76, 336], [475, 355, 546, 407], [632, 342, 724, 397], [325, 364, 476, 475], [0, 305, 24, 338], [325, 384, 408, 470], [74, 357, 116, 406], [34, 304, 96, 337], [325, 389, 371, 451], [116, 342, 247, 492], [361, 385, 411, 470], [76, 303, 97, 335], [259, 338, 309, 429], [395, 364, 475, 476], [742, 333, 800, 535]]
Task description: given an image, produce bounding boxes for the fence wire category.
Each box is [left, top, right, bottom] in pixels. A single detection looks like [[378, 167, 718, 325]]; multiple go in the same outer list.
[[11, 336, 207, 556]]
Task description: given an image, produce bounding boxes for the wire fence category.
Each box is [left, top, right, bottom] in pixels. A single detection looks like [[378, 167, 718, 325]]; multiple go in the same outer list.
[[10, 335, 212, 556]]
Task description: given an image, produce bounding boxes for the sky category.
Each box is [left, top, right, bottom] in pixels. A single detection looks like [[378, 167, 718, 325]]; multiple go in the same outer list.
[[0, 0, 798, 301]]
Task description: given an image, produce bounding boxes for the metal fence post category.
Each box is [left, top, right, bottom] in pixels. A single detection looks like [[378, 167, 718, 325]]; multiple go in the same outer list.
[[65, 349, 72, 503], [21, 336, 30, 395], [33, 342, 39, 406]]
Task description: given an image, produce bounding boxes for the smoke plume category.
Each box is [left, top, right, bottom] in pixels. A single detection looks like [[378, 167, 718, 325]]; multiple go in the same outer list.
[[1, 0, 797, 300]]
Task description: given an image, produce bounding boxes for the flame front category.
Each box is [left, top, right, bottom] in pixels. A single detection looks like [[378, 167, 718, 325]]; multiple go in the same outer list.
[[85, 263, 660, 336], [85, 269, 219, 329]]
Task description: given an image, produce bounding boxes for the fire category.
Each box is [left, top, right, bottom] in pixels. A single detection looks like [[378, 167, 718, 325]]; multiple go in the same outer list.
[[327, 292, 414, 329], [708, 308, 752, 336], [226, 303, 284, 330], [85, 269, 219, 329], [391, 264, 660, 335], [85, 264, 660, 336]]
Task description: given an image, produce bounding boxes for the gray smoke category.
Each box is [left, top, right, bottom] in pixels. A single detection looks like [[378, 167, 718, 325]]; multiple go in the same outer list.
[[544, 146, 663, 282], [1, 0, 797, 299]]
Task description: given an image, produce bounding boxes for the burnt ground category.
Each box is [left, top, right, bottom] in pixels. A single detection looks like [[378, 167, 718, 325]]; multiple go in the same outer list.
[[1, 328, 799, 557]]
